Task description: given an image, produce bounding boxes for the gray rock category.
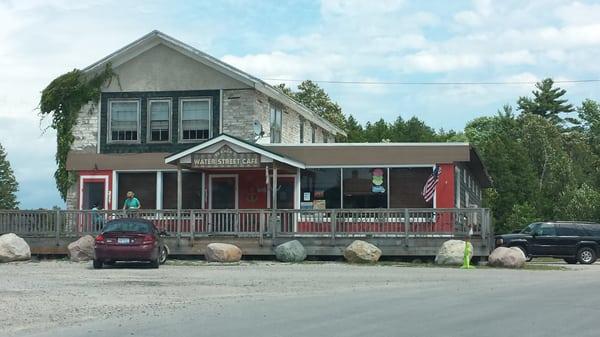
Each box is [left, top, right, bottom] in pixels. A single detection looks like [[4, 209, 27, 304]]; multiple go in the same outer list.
[[343, 240, 382, 263], [68, 235, 95, 262], [275, 240, 307, 262], [488, 247, 526, 268], [0, 233, 31, 262], [205, 243, 242, 262], [435, 239, 473, 265]]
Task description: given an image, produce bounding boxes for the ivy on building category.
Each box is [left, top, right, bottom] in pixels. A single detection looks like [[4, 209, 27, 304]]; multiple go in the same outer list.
[[39, 64, 117, 200]]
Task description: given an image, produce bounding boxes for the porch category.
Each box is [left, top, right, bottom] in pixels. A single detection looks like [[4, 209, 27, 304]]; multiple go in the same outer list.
[[0, 208, 493, 257]]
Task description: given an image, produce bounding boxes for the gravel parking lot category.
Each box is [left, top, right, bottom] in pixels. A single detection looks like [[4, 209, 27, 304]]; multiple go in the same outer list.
[[1, 259, 598, 337]]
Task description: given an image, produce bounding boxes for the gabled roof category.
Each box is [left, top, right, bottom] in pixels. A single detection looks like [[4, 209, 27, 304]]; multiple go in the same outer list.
[[83, 30, 345, 136], [164, 134, 305, 169]]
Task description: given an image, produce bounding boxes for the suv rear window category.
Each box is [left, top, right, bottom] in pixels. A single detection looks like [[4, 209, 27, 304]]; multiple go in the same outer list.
[[103, 221, 152, 233], [581, 224, 600, 237], [557, 224, 581, 236]]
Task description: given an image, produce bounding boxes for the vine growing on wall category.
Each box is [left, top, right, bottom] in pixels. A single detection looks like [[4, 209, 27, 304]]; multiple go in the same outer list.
[[39, 64, 117, 200]]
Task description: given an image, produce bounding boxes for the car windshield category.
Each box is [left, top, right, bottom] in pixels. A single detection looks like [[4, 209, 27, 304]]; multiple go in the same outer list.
[[520, 223, 539, 234], [103, 221, 152, 233]]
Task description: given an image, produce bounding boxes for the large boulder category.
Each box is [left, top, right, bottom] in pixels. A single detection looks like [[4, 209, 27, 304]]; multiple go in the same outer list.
[[0, 233, 31, 262], [275, 240, 307, 262], [68, 235, 95, 262], [343, 240, 382, 263], [435, 239, 473, 265], [488, 247, 526, 269], [205, 243, 242, 263]]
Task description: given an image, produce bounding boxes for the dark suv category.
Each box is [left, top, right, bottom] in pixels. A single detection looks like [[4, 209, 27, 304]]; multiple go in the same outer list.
[[495, 221, 600, 264]]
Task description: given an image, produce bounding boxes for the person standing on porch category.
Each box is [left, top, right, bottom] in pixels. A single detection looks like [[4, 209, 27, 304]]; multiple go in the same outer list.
[[123, 191, 141, 210]]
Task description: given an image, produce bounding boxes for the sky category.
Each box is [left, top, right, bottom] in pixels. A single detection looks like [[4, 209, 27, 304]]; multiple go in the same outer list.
[[1, 0, 600, 209]]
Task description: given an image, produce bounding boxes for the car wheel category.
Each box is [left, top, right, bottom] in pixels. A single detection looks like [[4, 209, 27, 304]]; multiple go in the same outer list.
[[515, 246, 533, 262], [577, 247, 597, 264], [563, 258, 577, 264], [149, 258, 160, 269], [159, 247, 168, 265], [93, 259, 103, 269]]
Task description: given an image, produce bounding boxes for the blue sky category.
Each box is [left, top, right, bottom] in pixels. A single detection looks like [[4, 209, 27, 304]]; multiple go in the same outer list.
[[1, 0, 600, 209]]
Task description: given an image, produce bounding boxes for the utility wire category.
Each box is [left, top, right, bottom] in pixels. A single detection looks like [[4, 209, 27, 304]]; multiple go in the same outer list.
[[263, 78, 600, 86]]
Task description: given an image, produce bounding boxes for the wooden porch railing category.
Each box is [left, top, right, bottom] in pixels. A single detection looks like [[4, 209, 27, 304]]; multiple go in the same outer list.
[[0, 208, 492, 242]]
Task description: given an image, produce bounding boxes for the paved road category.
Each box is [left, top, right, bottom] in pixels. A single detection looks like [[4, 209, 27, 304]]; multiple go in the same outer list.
[[15, 263, 600, 337]]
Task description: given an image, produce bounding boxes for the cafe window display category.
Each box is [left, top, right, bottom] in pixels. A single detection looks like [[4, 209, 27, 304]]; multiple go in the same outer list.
[[343, 168, 387, 208], [300, 168, 341, 209]]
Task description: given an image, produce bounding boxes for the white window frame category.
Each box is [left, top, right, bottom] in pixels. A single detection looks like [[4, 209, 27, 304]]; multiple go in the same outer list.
[[107, 99, 141, 144], [179, 97, 212, 143], [147, 98, 172, 143]]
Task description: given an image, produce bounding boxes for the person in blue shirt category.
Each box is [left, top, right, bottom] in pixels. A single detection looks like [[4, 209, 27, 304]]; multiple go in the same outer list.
[[123, 191, 141, 210]]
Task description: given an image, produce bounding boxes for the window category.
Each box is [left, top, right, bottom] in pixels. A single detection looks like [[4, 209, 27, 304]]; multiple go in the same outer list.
[[535, 223, 556, 236], [162, 172, 203, 209], [311, 124, 316, 143], [180, 98, 211, 141], [270, 105, 282, 143], [557, 225, 581, 236], [299, 118, 304, 143], [323, 132, 328, 143], [390, 168, 433, 208], [117, 172, 157, 209], [148, 100, 171, 142], [300, 169, 341, 209], [343, 168, 387, 208], [109, 100, 140, 142]]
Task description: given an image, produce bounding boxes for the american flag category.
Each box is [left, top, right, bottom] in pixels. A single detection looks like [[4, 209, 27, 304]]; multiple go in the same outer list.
[[422, 165, 441, 202]]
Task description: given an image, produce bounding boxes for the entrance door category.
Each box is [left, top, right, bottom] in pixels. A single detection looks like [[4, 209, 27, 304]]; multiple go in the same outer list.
[[82, 182, 105, 210], [210, 176, 237, 209], [209, 175, 238, 233], [269, 177, 295, 209]]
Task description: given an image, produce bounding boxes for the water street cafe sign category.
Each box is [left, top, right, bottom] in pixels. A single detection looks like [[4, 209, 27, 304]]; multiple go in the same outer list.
[[191, 145, 260, 168]]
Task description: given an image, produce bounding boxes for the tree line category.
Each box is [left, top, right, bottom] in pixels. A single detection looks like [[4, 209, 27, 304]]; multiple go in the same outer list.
[[280, 79, 600, 233]]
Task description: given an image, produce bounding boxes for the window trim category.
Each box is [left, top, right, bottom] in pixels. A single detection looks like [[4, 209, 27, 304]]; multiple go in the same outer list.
[[146, 98, 172, 144], [107, 99, 141, 144], [178, 97, 213, 143]]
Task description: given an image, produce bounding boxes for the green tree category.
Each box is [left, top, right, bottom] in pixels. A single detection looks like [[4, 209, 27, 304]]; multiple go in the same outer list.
[[517, 78, 574, 125], [0, 143, 19, 209], [278, 81, 347, 131], [503, 202, 540, 234], [345, 115, 365, 142], [465, 106, 538, 227], [556, 184, 600, 222], [364, 119, 391, 142]]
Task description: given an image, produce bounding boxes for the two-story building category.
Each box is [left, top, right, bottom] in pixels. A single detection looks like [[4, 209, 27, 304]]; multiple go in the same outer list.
[[65, 31, 491, 220]]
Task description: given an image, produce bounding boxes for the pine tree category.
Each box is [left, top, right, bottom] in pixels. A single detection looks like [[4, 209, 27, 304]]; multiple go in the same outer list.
[[517, 78, 574, 125], [0, 143, 19, 209], [345, 115, 365, 142]]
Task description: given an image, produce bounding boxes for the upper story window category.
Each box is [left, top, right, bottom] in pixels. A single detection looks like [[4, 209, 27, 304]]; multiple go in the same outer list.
[[148, 99, 171, 142], [323, 132, 329, 143], [299, 118, 304, 143], [270, 105, 282, 143], [180, 98, 211, 142], [109, 100, 140, 143]]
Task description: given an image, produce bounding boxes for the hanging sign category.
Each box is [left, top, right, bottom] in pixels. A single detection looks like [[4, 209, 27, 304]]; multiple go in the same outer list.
[[191, 145, 260, 168]]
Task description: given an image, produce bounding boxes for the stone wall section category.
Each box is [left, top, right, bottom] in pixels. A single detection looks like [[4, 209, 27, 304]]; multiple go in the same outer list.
[[255, 91, 270, 141], [66, 180, 79, 210], [281, 106, 301, 143], [221, 89, 257, 142], [71, 101, 99, 153]]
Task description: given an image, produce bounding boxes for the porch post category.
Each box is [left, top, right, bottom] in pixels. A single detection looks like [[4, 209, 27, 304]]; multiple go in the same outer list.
[[272, 165, 278, 210], [271, 164, 278, 241], [177, 163, 182, 246]]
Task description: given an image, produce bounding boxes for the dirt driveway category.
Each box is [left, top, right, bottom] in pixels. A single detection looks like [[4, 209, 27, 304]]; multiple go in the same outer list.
[[1, 259, 596, 336]]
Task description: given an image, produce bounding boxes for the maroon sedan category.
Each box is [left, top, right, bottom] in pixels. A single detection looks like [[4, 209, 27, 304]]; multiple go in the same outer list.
[[93, 218, 168, 269]]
